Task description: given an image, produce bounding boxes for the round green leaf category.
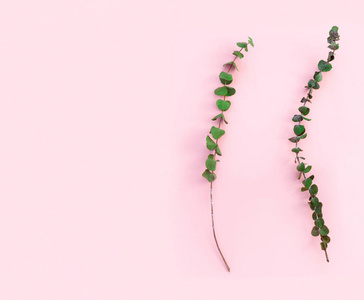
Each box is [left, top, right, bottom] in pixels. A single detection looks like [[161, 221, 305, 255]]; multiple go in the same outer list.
[[318, 60, 332, 72], [319, 225, 329, 236], [309, 184, 318, 195], [210, 126, 225, 140], [216, 99, 231, 111], [297, 163, 305, 172], [292, 115, 303, 122], [298, 106, 310, 116], [312, 212, 318, 220], [315, 218, 325, 228], [223, 61, 239, 71], [294, 125, 305, 136], [314, 71, 322, 82], [322, 235, 331, 243], [311, 226, 320, 237], [214, 86, 228, 96], [206, 135, 217, 150], [311, 196, 319, 207], [219, 71, 233, 85], [202, 170, 216, 182], [205, 157, 216, 171], [303, 177, 312, 189], [225, 86, 236, 96]]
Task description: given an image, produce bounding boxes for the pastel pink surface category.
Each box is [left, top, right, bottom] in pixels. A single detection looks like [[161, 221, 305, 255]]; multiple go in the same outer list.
[[0, 0, 363, 299]]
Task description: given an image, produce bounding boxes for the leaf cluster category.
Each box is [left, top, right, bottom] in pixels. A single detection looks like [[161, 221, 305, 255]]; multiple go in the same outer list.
[[202, 38, 254, 182]]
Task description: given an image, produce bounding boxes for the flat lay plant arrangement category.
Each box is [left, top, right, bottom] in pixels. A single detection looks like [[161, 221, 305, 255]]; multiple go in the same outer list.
[[200, 26, 339, 272], [202, 38, 254, 272], [289, 26, 339, 262]]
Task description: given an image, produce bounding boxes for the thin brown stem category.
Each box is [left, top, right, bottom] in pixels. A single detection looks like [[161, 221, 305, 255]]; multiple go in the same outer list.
[[210, 182, 230, 272]]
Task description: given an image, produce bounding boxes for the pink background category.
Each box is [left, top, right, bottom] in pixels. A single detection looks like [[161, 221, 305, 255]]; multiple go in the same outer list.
[[0, 0, 363, 299]]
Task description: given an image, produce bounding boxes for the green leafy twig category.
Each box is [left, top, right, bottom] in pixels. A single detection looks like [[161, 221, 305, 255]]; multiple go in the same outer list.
[[289, 26, 339, 262], [202, 37, 254, 271]]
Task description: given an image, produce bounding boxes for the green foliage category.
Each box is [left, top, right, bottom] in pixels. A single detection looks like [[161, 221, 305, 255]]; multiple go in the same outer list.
[[226, 86, 236, 96], [314, 71, 322, 82], [303, 177, 312, 188], [309, 184, 318, 195], [216, 99, 231, 111], [292, 147, 302, 154], [297, 163, 305, 172], [319, 225, 329, 236], [223, 61, 239, 71], [206, 136, 217, 150], [292, 115, 303, 122], [318, 60, 332, 72], [315, 218, 324, 228], [303, 166, 312, 173], [328, 43, 339, 50], [216, 145, 222, 156], [248, 37, 254, 47], [202, 169, 216, 182], [311, 196, 319, 207], [219, 71, 233, 85], [233, 51, 243, 59], [237, 42, 248, 52], [299, 106, 310, 115], [210, 126, 225, 140], [212, 113, 228, 124], [311, 226, 320, 236], [294, 125, 305, 136], [214, 86, 228, 96], [206, 154, 217, 171]]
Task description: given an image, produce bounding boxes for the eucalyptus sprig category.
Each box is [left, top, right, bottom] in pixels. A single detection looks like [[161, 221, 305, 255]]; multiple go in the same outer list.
[[202, 37, 254, 271], [289, 26, 339, 262]]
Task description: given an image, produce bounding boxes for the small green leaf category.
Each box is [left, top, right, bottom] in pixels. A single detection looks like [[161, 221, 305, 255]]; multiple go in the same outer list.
[[210, 126, 225, 140], [309, 184, 318, 195], [212, 113, 228, 124], [303, 177, 312, 189], [292, 115, 303, 122], [328, 43, 339, 50], [311, 226, 320, 237], [216, 99, 231, 111], [307, 79, 319, 89], [214, 86, 228, 96], [311, 196, 319, 207], [202, 169, 216, 182], [248, 37, 254, 47], [315, 203, 322, 215], [216, 145, 222, 156], [298, 106, 310, 116], [329, 26, 339, 35], [237, 42, 248, 49], [322, 235, 331, 243], [289, 137, 298, 143], [303, 166, 312, 173], [297, 163, 305, 172], [312, 212, 318, 220], [225, 86, 236, 96], [297, 133, 307, 140], [206, 136, 217, 150], [302, 116, 311, 121], [291, 147, 303, 154], [219, 71, 233, 85], [314, 71, 322, 82], [318, 60, 332, 72], [315, 218, 325, 228], [327, 51, 335, 62], [309, 201, 315, 210], [319, 225, 329, 236], [301, 187, 308, 192], [233, 51, 243, 59], [223, 61, 239, 71], [205, 156, 217, 171], [294, 125, 305, 136]]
